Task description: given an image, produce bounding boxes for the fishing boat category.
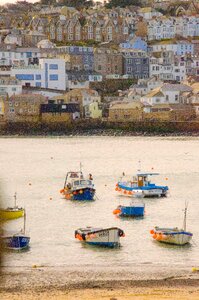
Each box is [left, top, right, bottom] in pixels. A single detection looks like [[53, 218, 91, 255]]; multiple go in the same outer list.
[[60, 166, 95, 201], [116, 172, 168, 198], [150, 203, 193, 245], [113, 200, 145, 217], [0, 193, 24, 220], [1, 210, 30, 250], [75, 227, 125, 248]]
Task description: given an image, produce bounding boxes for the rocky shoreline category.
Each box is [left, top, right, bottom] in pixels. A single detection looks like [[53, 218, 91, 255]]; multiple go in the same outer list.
[[0, 120, 199, 137]]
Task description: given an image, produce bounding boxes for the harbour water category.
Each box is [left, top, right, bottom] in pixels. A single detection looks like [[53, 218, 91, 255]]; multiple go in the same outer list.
[[0, 136, 199, 268]]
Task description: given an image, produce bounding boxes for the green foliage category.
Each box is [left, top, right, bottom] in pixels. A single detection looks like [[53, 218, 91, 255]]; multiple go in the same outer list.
[[56, 40, 100, 47], [105, 0, 142, 9], [90, 79, 137, 96], [54, 0, 94, 9]]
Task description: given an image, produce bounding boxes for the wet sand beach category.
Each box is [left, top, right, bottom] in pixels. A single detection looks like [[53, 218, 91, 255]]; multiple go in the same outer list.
[[1, 265, 199, 299]]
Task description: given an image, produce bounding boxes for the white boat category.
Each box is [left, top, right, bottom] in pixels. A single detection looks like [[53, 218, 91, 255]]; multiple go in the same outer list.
[[75, 227, 125, 248], [116, 172, 168, 198], [150, 203, 193, 245]]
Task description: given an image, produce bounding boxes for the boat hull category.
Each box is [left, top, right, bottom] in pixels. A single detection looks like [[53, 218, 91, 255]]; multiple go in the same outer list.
[[117, 183, 168, 198], [0, 209, 24, 220], [2, 235, 30, 250], [75, 227, 124, 248], [151, 228, 193, 245], [72, 188, 95, 201], [120, 206, 144, 217]]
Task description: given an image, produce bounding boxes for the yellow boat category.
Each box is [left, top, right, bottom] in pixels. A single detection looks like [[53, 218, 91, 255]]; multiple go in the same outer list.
[[0, 207, 24, 220], [0, 193, 24, 220]]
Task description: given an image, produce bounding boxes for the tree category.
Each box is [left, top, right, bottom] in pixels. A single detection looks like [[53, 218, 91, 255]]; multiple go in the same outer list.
[[43, 0, 94, 9], [105, 0, 142, 9]]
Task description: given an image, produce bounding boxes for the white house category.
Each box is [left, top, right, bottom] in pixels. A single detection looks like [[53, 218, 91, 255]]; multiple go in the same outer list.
[[11, 58, 66, 90], [0, 77, 22, 97], [149, 52, 186, 82], [141, 83, 193, 105], [4, 34, 22, 46], [147, 16, 199, 41], [0, 45, 42, 67]]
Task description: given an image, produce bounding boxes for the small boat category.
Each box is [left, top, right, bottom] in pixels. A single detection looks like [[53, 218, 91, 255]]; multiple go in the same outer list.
[[116, 172, 168, 198], [2, 234, 30, 250], [1, 210, 30, 250], [150, 203, 193, 245], [113, 200, 145, 217], [75, 227, 125, 248], [60, 165, 95, 201], [0, 193, 24, 220]]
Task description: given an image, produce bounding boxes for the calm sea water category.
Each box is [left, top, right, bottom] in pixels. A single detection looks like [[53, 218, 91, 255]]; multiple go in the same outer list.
[[0, 136, 199, 268]]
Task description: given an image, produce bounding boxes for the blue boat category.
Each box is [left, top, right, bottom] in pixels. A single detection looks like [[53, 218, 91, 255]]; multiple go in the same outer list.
[[116, 172, 168, 198], [2, 210, 30, 250], [60, 168, 95, 201], [2, 234, 30, 250], [113, 200, 145, 217]]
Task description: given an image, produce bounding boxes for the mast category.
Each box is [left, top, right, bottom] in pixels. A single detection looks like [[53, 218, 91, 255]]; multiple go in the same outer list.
[[183, 202, 188, 232], [14, 192, 17, 207], [23, 209, 26, 234], [138, 160, 141, 172]]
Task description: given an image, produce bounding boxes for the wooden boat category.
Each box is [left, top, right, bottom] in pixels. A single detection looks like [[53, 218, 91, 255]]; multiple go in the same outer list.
[[113, 200, 145, 217], [1, 210, 30, 250], [150, 203, 192, 245], [75, 227, 125, 248], [0, 193, 24, 220], [60, 164, 95, 201]]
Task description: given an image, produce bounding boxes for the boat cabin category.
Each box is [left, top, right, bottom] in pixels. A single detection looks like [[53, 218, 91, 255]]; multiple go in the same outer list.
[[64, 171, 93, 190], [133, 173, 159, 187]]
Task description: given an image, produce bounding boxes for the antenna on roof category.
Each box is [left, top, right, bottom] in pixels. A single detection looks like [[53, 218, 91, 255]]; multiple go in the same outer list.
[[183, 201, 188, 232], [80, 162, 83, 173], [138, 160, 141, 172]]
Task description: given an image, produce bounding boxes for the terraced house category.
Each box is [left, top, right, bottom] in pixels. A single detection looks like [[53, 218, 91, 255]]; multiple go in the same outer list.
[[29, 13, 130, 44]]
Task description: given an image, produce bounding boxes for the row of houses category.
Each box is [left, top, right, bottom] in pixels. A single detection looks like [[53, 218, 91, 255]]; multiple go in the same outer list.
[[1, 46, 199, 93], [1, 80, 199, 124], [0, 88, 103, 123], [147, 16, 199, 41]]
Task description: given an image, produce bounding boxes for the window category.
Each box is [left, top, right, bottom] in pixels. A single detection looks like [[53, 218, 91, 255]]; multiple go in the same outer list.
[[49, 74, 58, 81], [15, 102, 18, 106], [49, 64, 58, 70], [175, 95, 178, 101], [166, 95, 169, 101], [16, 74, 34, 80], [36, 82, 41, 87], [36, 74, 41, 80], [26, 52, 32, 58], [9, 108, 15, 113], [12, 87, 17, 91]]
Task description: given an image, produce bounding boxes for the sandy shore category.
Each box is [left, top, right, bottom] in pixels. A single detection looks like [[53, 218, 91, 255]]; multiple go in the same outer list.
[[1, 265, 199, 299]]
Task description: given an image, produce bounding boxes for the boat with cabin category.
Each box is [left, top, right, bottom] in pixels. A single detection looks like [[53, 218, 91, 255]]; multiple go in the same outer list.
[[75, 227, 125, 248], [1, 210, 30, 250], [60, 166, 95, 201], [113, 200, 145, 217], [150, 203, 192, 245], [0, 193, 24, 220], [116, 172, 168, 198]]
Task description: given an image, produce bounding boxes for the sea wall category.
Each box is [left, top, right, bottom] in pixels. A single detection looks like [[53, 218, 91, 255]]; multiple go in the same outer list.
[[0, 120, 199, 136]]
